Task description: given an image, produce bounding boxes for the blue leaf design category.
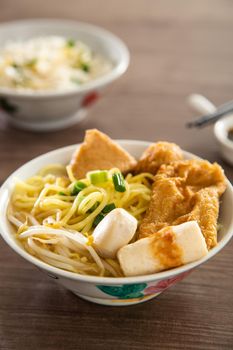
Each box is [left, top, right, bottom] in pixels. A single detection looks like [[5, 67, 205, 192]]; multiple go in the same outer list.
[[97, 283, 147, 299]]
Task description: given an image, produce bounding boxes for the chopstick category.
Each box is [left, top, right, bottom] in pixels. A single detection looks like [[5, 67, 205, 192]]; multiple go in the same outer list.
[[186, 99, 233, 128]]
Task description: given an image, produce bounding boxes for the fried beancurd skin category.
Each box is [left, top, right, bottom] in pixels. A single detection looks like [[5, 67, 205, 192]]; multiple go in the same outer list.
[[134, 141, 184, 175], [138, 159, 227, 249], [71, 129, 137, 179]]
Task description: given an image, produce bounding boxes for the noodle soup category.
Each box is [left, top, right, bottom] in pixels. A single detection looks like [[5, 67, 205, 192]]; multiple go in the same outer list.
[[1, 137, 233, 306], [6, 129, 227, 279]]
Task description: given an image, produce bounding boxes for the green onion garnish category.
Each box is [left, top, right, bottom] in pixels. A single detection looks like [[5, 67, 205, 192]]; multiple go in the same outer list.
[[80, 62, 90, 72], [58, 191, 66, 196], [66, 39, 75, 47], [88, 170, 108, 185], [11, 62, 19, 69], [25, 58, 37, 68], [92, 202, 116, 228], [71, 181, 87, 196], [102, 203, 116, 214], [87, 201, 100, 213], [93, 213, 105, 228], [112, 172, 126, 192]]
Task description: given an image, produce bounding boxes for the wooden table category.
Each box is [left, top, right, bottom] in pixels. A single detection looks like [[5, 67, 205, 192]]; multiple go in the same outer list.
[[0, 1, 233, 349]]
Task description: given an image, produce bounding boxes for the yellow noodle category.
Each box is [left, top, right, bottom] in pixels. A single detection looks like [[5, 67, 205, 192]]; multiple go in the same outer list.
[[8, 165, 152, 277], [66, 165, 77, 183]]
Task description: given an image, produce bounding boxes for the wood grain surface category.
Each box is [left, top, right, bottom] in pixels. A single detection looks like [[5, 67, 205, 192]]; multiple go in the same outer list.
[[0, 1, 233, 349]]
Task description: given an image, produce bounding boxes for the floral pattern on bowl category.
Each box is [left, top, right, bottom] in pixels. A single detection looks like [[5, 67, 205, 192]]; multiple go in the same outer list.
[[97, 271, 191, 300], [97, 283, 147, 299], [144, 271, 191, 295]]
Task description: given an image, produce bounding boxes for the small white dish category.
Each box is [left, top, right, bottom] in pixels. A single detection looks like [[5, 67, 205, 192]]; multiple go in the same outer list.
[[0, 140, 233, 306], [214, 116, 233, 165], [188, 94, 233, 165], [0, 19, 130, 131]]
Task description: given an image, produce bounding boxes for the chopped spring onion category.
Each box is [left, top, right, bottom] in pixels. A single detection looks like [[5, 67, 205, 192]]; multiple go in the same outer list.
[[71, 181, 87, 196], [66, 38, 75, 47], [102, 203, 116, 214], [80, 62, 90, 72], [92, 203, 116, 227], [93, 213, 105, 228], [87, 201, 100, 213], [12, 62, 19, 69], [25, 58, 37, 68], [58, 191, 66, 196], [112, 172, 126, 192], [88, 170, 108, 185]]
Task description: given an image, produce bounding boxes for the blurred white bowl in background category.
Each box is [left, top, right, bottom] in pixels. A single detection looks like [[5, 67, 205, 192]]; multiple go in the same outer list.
[[0, 19, 130, 131], [188, 94, 233, 166], [214, 116, 233, 165]]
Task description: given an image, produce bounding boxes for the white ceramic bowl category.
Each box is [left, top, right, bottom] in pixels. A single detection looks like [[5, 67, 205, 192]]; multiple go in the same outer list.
[[214, 115, 233, 165], [0, 140, 233, 306], [0, 19, 129, 131], [188, 94, 233, 165]]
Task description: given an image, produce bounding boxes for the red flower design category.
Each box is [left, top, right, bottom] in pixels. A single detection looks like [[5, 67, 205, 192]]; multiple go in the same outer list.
[[144, 270, 191, 295], [82, 92, 100, 107]]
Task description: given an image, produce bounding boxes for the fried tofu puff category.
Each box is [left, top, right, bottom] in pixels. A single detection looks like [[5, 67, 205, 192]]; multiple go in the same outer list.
[[138, 159, 226, 249], [134, 141, 184, 175]]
